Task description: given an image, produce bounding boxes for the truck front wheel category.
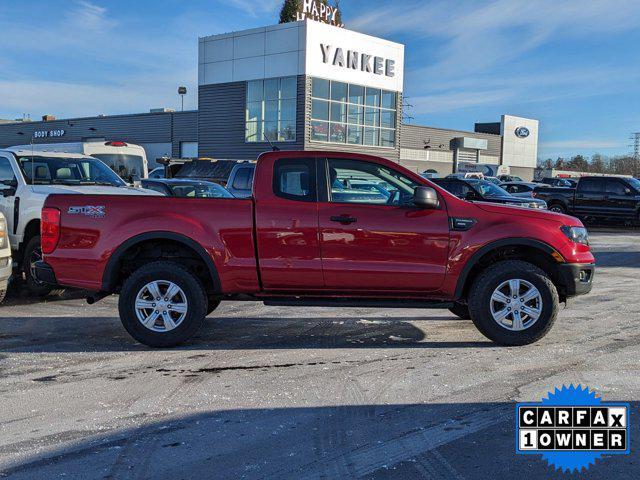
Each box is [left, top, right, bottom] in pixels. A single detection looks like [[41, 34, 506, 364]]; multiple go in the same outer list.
[[468, 260, 559, 346], [118, 261, 207, 347], [23, 236, 65, 296]]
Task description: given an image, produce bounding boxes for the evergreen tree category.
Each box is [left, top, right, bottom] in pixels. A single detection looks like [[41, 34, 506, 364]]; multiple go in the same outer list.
[[333, 0, 343, 25], [279, 0, 301, 23]]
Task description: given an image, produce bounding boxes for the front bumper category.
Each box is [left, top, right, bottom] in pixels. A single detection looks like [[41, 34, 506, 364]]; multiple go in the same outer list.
[[34, 261, 58, 286], [559, 263, 595, 297]]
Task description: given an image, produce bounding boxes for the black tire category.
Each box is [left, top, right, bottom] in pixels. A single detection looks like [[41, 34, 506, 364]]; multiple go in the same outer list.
[[22, 236, 65, 296], [468, 260, 559, 346], [448, 302, 471, 320], [548, 203, 566, 214], [118, 261, 208, 347]]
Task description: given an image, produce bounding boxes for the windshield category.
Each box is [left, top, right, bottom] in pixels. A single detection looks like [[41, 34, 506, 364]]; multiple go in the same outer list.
[[627, 177, 640, 191], [91, 154, 145, 182], [169, 183, 234, 198], [467, 180, 510, 197], [17, 156, 125, 186]]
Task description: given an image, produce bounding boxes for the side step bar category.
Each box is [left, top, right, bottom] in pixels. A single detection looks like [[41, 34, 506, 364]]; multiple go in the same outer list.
[[262, 297, 454, 309]]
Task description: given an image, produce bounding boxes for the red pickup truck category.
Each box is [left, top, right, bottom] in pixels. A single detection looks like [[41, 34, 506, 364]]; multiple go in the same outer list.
[[36, 151, 595, 347]]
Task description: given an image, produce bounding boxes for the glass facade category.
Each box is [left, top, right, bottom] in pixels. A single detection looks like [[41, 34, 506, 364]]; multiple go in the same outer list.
[[246, 76, 297, 143], [311, 78, 397, 148]]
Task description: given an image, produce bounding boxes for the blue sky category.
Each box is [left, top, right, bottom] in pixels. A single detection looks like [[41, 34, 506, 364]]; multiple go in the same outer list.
[[1, 0, 639, 160]]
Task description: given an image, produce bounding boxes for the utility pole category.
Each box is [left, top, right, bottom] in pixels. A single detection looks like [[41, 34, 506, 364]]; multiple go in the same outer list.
[[631, 132, 640, 177]]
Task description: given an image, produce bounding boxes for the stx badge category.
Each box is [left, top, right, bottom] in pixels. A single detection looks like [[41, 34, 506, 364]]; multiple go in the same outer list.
[[68, 206, 106, 218]]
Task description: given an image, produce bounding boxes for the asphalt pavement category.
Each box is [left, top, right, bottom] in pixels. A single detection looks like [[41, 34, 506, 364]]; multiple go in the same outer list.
[[1, 231, 639, 479]]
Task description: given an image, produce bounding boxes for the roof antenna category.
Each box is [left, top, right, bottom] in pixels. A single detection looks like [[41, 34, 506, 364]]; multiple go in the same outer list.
[[263, 133, 280, 152]]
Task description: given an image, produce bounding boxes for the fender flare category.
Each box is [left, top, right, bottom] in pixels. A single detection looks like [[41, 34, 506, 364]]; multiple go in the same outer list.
[[101, 231, 221, 293], [454, 238, 561, 300]]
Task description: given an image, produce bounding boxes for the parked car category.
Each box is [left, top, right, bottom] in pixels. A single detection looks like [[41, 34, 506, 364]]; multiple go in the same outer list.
[[0, 213, 11, 303], [141, 178, 234, 198], [226, 162, 256, 198], [536, 177, 575, 188], [433, 178, 547, 209], [38, 150, 594, 348], [500, 181, 549, 199], [11, 140, 149, 182], [148, 167, 165, 179], [498, 174, 523, 182], [484, 176, 502, 185], [535, 176, 640, 219], [0, 147, 160, 295]]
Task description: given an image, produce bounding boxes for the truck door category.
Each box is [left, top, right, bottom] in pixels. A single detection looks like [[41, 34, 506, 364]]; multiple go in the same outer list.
[[318, 158, 450, 292], [254, 157, 324, 291], [575, 178, 605, 217], [605, 179, 637, 219], [0, 156, 18, 247]]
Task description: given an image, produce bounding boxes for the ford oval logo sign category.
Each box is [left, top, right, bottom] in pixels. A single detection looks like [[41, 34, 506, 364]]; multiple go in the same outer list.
[[515, 126, 530, 138]]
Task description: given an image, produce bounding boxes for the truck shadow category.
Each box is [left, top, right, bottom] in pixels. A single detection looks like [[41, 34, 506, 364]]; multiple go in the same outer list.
[[593, 251, 640, 268], [0, 314, 492, 353], [1, 402, 636, 479]]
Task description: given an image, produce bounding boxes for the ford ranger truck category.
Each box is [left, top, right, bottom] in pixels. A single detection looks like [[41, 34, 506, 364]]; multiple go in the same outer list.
[[36, 151, 595, 347]]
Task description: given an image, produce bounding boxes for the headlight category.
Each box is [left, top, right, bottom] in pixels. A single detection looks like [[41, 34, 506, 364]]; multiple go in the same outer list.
[[561, 226, 589, 245], [0, 217, 6, 249]]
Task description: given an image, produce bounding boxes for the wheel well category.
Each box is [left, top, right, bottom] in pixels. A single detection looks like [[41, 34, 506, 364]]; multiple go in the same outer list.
[[17, 220, 41, 263], [107, 239, 218, 295], [460, 245, 567, 302]]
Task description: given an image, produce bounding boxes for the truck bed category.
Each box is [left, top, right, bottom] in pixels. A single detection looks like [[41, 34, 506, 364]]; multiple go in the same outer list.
[[44, 194, 259, 292]]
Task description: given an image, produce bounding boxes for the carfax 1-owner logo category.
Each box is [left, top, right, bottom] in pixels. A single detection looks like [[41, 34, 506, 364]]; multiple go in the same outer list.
[[516, 385, 630, 472]]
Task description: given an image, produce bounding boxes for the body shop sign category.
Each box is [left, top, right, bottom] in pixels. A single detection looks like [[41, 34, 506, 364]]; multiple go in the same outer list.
[[297, 0, 343, 27]]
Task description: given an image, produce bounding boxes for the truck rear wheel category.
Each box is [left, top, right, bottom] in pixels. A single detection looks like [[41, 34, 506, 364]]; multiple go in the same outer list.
[[118, 261, 207, 347], [468, 260, 558, 346], [548, 203, 566, 214]]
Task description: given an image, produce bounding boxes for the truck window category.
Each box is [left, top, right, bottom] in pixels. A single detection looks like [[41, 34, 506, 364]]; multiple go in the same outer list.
[[273, 158, 316, 202], [577, 178, 603, 194], [91, 154, 144, 182], [605, 180, 630, 196], [327, 159, 418, 205]]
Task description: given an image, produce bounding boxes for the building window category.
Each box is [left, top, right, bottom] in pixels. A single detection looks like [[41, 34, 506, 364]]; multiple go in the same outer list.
[[310, 78, 397, 148], [246, 76, 297, 143]]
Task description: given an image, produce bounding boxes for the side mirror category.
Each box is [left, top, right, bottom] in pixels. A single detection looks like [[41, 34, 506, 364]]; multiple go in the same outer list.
[[465, 191, 478, 201], [131, 174, 141, 188], [1, 178, 17, 188], [625, 188, 633, 196], [413, 186, 439, 209]]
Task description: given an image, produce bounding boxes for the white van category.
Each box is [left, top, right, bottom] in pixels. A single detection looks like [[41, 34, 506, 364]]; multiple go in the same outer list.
[[0, 212, 11, 303], [11, 140, 148, 182]]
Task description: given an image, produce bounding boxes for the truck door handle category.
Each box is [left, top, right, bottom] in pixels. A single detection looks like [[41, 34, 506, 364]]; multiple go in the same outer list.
[[330, 215, 357, 225]]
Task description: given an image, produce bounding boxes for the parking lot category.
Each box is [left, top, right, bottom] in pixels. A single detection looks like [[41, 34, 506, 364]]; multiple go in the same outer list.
[[0, 230, 638, 479]]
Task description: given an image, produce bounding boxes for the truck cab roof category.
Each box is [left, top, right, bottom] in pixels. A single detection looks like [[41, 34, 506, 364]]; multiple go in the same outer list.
[[2, 148, 95, 160]]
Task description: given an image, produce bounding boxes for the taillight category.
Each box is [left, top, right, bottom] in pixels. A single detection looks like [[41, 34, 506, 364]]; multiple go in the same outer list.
[[105, 141, 127, 147], [41, 208, 61, 254]]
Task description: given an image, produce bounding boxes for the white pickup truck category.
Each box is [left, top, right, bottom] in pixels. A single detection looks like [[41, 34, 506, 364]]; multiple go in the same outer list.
[[0, 147, 159, 295], [0, 212, 10, 303]]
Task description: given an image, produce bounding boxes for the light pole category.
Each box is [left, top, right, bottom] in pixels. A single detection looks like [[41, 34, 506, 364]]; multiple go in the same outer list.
[[178, 86, 187, 112]]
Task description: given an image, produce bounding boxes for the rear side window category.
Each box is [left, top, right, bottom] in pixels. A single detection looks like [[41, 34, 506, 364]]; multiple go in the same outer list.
[[232, 167, 255, 190], [273, 158, 316, 202], [578, 178, 603, 193]]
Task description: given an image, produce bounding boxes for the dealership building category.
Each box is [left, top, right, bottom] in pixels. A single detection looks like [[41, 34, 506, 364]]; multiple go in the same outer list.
[[0, 19, 539, 180]]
